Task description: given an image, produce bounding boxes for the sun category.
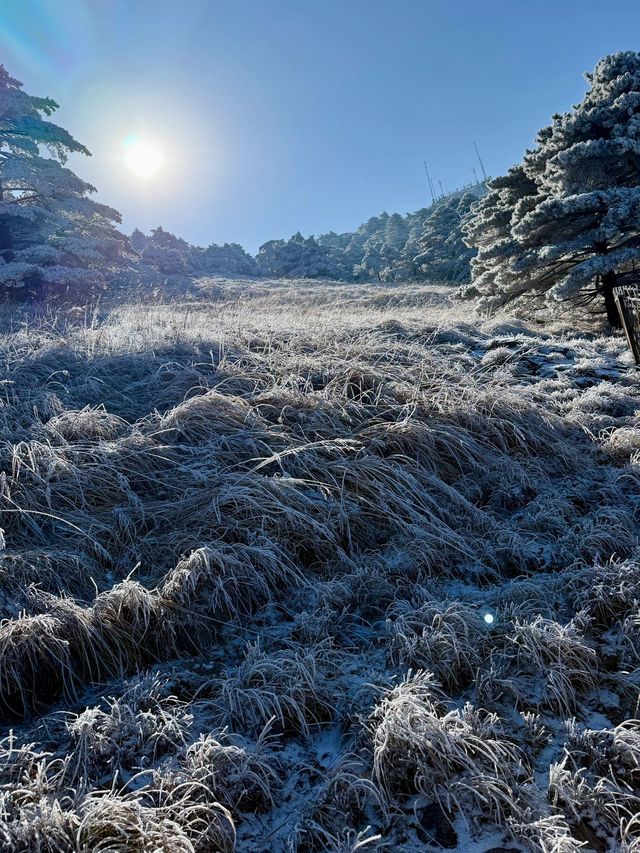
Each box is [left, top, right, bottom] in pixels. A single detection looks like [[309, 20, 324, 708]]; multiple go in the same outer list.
[[123, 135, 164, 179]]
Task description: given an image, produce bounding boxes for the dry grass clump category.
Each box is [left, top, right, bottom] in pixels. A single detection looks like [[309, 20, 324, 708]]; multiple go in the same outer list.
[[297, 753, 387, 846], [1, 281, 640, 849], [370, 671, 521, 818], [386, 599, 488, 690], [567, 558, 640, 629], [153, 389, 258, 438], [0, 613, 75, 716], [66, 675, 193, 787], [92, 580, 173, 667], [505, 812, 586, 853], [503, 616, 599, 716], [215, 640, 338, 736], [184, 724, 280, 811], [601, 425, 640, 461], [76, 788, 235, 853], [45, 406, 130, 442], [545, 719, 640, 848], [160, 542, 301, 633], [0, 795, 79, 853], [0, 550, 101, 605]]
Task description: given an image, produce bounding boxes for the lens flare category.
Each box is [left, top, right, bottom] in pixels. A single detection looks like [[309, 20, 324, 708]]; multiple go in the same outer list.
[[484, 613, 495, 625]]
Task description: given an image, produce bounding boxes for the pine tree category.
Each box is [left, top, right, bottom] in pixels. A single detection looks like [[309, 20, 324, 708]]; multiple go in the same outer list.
[[198, 242, 257, 276], [414, 191, 480, 283], [130, 228, 149, 254], [461, 166, 537, 301], [463, 52, 640, 325], [0, 65, 126, 297], [255, 238, 288, 277], [140, 227, 192, 275], [256, 232, 343, 279]]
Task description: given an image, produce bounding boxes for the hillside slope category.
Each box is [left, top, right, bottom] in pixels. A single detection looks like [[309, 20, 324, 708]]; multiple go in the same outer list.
[[0, 281, 638, 851], [129, 183, 487, 286]]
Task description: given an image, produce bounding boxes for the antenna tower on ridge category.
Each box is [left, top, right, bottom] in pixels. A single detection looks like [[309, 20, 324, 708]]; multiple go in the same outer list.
[[423, 161, 436, 204], [473, 140, 488, 182]]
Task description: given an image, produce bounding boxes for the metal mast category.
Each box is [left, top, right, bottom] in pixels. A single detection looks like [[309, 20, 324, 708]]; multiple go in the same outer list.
[[473, 140, 488, 182], [423, 161, 436, 204]]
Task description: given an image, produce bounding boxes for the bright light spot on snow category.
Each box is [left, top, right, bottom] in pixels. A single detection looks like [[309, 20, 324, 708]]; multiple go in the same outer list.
[[123, 135, 164, 179], [484, 613, 495, 625]]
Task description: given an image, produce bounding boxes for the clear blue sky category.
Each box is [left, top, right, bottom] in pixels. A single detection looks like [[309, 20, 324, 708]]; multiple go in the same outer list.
[[2, 0, 640, 251]]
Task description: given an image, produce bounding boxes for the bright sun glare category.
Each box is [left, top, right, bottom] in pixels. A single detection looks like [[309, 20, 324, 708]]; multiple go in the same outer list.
[[123, 136, 164, 179]]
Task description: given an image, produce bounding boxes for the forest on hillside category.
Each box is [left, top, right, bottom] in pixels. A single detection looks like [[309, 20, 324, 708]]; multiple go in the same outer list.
[[129, 183, 485, 284], [3, 51, 640, 328]]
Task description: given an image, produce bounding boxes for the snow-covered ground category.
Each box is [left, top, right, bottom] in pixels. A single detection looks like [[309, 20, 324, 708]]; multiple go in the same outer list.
[[0, 280, 639, 851]]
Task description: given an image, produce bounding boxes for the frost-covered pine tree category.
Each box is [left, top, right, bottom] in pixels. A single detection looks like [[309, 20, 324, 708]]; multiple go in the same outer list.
[[198, 242, 257, 276], [414, 191, 480, 284], [461, 166, 537, 300], [463, 52, 640, 325], [0, 65, 126, 297], [256, 232, 345, 279], [354, 237, 385, 281], [140, 226, 193, 275], [130, 228, 149, 254], [254, 238, 278, 276]]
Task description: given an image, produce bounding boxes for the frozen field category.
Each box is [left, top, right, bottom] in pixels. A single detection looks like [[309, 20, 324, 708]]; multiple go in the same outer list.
[[1, 280, 639, 851]]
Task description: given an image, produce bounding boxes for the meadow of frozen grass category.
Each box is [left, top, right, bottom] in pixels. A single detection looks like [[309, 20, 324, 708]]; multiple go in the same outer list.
[[1, 278, 640, 851]]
